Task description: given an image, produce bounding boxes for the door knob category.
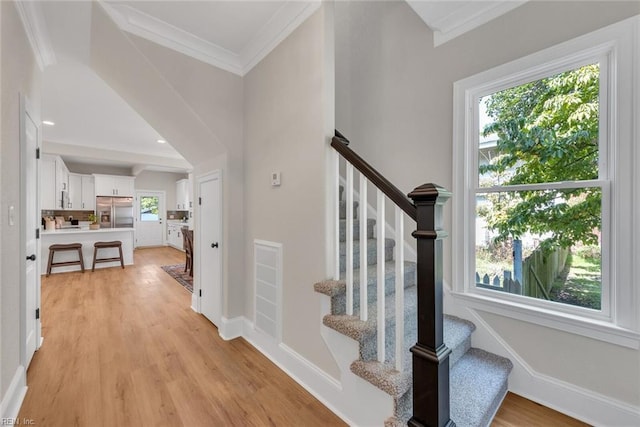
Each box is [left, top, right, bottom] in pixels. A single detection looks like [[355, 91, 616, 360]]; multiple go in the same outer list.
[[26, 254, 36, 261], [211, 242, 219, 248]]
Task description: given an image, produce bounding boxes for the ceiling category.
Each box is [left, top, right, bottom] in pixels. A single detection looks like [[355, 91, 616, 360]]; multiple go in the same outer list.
[[19, 1, 525, 173]]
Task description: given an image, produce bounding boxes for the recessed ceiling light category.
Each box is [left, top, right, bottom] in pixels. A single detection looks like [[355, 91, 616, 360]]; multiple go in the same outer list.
[[157, 139, 167, 144], [42, 120, 55, 126]]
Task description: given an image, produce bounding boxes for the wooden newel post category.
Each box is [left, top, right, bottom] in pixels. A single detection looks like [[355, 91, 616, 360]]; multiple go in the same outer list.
[[407, 183, 454, 427]]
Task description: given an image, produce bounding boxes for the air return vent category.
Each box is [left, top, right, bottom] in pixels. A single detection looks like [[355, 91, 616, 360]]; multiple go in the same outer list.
[[254, 240, 282, 341]]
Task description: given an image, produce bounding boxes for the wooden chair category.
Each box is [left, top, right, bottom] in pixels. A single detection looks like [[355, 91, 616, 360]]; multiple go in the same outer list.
[[182, 227, 193, 277], [46, 243, 84, 276], [92, 241, 124, 272]]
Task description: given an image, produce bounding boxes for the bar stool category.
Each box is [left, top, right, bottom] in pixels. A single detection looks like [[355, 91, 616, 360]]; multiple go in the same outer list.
[[46, 243, 84, 276], [92, 241, 125, 272]]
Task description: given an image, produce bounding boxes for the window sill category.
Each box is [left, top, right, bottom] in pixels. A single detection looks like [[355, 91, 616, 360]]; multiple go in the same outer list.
[[449, 290, 640, 349]]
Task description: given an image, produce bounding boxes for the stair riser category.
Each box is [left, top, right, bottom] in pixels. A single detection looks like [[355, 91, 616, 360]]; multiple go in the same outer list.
[[339, 219, 376, 242], [449, 335, 471, 368], [339, 242, 394, 272], [330, 267, 417, 316]]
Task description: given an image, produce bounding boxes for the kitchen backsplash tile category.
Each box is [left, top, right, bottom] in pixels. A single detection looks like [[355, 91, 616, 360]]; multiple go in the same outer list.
[[42, 210, 94, 221], [167, 210, 189, 220]]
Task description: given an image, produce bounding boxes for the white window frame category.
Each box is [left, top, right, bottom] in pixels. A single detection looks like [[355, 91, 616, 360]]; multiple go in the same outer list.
[[452, 16, 640, 348]]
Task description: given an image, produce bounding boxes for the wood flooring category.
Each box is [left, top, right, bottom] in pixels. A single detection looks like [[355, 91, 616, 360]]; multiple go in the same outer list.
[[19, 246, 587, 426]]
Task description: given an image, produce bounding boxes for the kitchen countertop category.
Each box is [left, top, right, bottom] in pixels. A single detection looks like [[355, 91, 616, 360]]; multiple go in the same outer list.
[[41, 227, 135, 235]]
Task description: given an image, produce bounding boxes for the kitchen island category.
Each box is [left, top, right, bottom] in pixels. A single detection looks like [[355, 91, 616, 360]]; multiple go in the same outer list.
[[41, 227, 134, 274]]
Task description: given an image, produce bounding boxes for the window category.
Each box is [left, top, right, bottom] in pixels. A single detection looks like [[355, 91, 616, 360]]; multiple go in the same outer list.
[[453, 17, 640, 346], [139, 195, 160, 221]]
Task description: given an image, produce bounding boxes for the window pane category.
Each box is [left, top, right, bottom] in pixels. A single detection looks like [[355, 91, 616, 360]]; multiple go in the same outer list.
[[479, 63, 600, 188], [475, 188, 602, 310], [140, 196, 159, 221]]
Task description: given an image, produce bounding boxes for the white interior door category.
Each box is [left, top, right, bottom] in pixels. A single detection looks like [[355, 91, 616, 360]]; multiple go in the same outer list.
[[198, 173, 222, 326], [135, 191, 165, 247], [21, 95, 40, 367]]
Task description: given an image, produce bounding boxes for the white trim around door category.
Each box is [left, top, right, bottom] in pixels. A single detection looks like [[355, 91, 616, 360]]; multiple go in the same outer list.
[[193, 171, 223, 328]]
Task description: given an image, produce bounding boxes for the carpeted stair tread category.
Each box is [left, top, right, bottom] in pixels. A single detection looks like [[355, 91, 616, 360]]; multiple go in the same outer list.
[[450, 348, 513, 427], [343, 313, 478, 399], [351, 359, 411, 397], [322, 286, 417, 345], [339, 218, 376, 241], [339, 238, 395, 271], [314, 261, 416, 299]]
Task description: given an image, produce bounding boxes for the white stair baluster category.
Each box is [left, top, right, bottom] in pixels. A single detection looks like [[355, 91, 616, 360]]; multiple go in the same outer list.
[[346, 164, 354, 316], [377, 190, 385, 363], [359, 175, 368, 321], [334, 152, 340, 281], [395, 206, 405, 371]]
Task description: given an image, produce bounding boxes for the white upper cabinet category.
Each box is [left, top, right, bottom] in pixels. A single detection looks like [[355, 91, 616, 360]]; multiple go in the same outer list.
[[41, 154, 70, 210], [55, 156, 68, 193], [81, 175, 95, 210], [176, 178, 190, 210], [40, 155, 57, 210], [68, 174, 82, 209], [68, 173, 96, 210], [94, 174, 135, 197]]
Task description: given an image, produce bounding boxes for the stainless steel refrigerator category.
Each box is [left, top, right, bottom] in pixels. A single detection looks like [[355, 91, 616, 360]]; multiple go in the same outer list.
[[96, 197, 134, 228]]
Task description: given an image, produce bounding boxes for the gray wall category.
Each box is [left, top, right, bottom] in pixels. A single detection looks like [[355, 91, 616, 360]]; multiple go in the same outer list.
[[243, 5, 338, 378], [336, 0, 640, 407], [1, 1, 41, 399]]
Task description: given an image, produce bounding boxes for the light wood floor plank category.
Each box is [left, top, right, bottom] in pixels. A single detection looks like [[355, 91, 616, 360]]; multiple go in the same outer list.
[[19, 247, 344, 427]]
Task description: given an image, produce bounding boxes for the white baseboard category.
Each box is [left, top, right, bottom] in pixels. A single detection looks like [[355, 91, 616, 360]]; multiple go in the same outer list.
[[446, 300, 640, 426], [0, 365, 27, 421], [191, 293, 199, 313], [243, 318, 393, 427], [240, 318, 356, 425], [218, 316, 243, 340]]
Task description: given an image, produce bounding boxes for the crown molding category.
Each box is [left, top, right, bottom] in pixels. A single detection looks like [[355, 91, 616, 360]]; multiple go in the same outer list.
[[98, 0, 321, 77], [407, 0, 528, 47], [239, 1, 321, 75], [14, 1, 56, 70]]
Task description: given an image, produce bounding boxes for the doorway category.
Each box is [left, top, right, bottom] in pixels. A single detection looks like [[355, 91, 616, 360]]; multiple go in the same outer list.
[[196, 171, 222, 326], [135, 190, 165, 247], [20, 94, 41, 368]]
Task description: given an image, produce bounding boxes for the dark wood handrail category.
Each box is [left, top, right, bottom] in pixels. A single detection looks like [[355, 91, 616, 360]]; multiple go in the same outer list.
[[331, 133, 417, 221], [332, 130, 453, 427]]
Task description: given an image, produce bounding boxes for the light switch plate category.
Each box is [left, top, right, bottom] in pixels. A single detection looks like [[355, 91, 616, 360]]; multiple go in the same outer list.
[[271, 172, 281, 187]]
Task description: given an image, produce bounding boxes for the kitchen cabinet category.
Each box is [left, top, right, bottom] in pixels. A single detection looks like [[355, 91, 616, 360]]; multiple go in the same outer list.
[[176, 179, 190, 210], [94, 174, 135, 197], [68, 173, 95, 210], [68, 174, 82, 209], [41, 154, 70, 210], [167, 222, 185, 251], [55, 156, 69, 193], [40, 155, 57, 210], [81, 175, 95, 210]]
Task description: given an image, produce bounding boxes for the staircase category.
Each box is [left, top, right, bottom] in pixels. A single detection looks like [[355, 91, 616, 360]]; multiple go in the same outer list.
[[314, 185, 513, 426]]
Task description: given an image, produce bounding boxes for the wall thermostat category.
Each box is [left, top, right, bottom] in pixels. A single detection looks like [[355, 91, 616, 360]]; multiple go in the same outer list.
[[271, 172, 281, 187]]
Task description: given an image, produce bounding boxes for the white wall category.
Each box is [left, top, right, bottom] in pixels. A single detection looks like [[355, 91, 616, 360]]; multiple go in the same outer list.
[[134, 170, 187, 211], [1, 0, 41, 402], [243, 6, 339, 378], [335, 0, 640, 418]]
